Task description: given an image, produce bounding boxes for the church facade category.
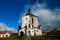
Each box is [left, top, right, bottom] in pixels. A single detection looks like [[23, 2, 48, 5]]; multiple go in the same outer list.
[[18, 9, 42, 36]]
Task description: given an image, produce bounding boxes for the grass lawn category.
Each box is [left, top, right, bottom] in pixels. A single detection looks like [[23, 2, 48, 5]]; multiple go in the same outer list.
[[31, 35, 60, 40], [0, 36, 19, 40], [0, 35, 60, 40]]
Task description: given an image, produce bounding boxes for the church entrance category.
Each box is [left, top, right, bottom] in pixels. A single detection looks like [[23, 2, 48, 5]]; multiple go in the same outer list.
[[20, 31, 24, 36]]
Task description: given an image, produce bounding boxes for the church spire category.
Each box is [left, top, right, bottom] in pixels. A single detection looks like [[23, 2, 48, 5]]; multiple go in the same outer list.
[[26, 0, 37, 17], [28, 8, 31, 13], [26, 8, 32, 15], [28, 8, 31, 14], [26, 8, 37, 17], [26, 0, 32, 15]]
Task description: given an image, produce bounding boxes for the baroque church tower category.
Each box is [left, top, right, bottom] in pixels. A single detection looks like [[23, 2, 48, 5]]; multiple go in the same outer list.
[[18, 8, 42, 36]]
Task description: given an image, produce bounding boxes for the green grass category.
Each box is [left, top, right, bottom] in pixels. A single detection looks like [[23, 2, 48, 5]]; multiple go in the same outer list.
[[0, 36, 19, 40], [31, 35, 60, 40], [0, 35, 60, 40]]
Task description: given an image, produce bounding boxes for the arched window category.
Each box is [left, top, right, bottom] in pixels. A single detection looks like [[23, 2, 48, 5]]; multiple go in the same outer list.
[[28, 31, 30, 36], [32, 18, 34, 28], [32, 18, 33, 24], [37, 30, 38, 32], [29, 24, 30, 28], [29, 31, 30, 33]]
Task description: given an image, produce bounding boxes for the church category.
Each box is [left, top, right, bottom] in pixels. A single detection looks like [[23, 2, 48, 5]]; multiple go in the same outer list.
[[18, 8, 42, 36]]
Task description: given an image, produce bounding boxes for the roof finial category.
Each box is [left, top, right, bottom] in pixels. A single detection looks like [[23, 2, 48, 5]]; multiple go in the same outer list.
[[28, 7, 31, 13]]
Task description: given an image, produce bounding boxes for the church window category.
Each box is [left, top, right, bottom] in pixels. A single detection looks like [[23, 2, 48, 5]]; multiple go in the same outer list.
[[29, 31, 30, 32], [29, 24, 30, 28], [29, 31, 30, 33], [26, 18, 27, 20], [25, 18, 27, 23], [32, 25, 33, 28], [32, 18, 33, 24], [37, 30, 38, 32], [32, 18, 34, 28]]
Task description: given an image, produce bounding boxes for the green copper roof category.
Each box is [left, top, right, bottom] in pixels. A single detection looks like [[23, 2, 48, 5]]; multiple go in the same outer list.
[[26, 8, 37, 17]]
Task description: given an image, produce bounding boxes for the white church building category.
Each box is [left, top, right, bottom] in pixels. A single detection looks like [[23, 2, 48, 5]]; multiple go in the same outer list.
[[18, 8, 42, 36]]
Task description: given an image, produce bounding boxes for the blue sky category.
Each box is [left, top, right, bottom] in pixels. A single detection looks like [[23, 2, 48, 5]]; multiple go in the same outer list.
[[0, 0, 60, 32]]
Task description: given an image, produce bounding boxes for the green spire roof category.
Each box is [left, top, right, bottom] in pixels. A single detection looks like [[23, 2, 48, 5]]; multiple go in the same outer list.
[[26, 8, 37, 17]]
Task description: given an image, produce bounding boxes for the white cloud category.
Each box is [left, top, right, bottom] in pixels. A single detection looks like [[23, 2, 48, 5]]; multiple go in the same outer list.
[[31, 3, 60, 32], [31, 3, 56, 24], [0, 23, 17, 33]]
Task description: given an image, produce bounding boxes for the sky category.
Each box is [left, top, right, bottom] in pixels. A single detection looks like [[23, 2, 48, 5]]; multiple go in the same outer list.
[[0, 0, 60, 33]]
